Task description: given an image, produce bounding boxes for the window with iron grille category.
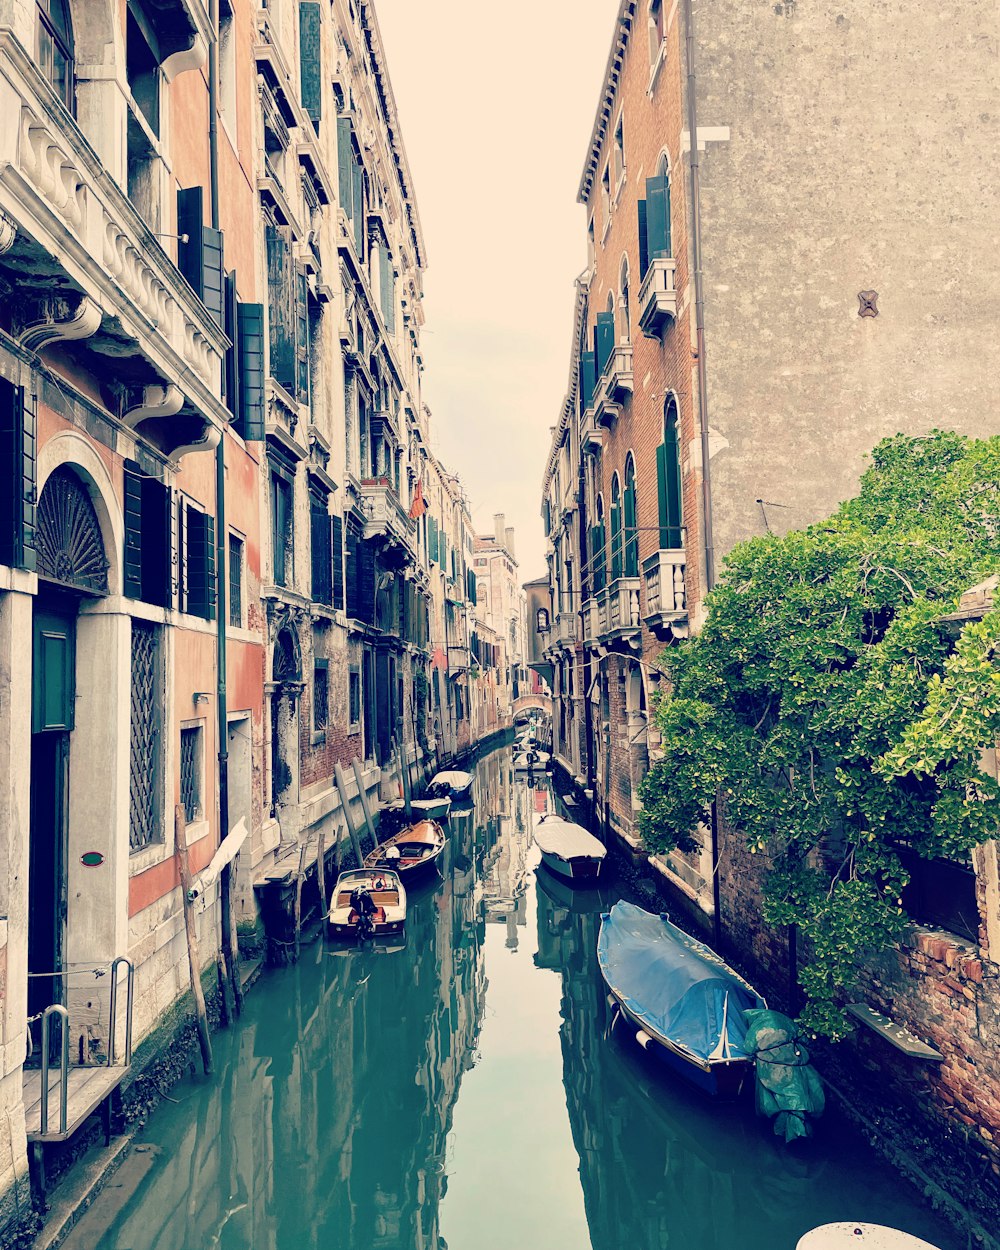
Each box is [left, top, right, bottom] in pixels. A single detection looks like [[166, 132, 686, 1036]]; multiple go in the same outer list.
[[180, 725, 204, 824], [229, 532, 244, 627], [313, 660, 329, 732], [129, 620, 162, 851]]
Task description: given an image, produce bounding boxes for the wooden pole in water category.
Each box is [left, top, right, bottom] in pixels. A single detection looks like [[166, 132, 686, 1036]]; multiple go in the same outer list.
[[293, 841, 307, 959], [398, 737, 413, 819], [352, 756, 379, 845], [334, 761, 365, 868], [175, 805, 213, 1075], [316, 827, 327, 917]]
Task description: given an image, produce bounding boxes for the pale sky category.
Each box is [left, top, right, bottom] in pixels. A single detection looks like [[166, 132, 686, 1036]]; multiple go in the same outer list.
[[376, 0, 615, 583]]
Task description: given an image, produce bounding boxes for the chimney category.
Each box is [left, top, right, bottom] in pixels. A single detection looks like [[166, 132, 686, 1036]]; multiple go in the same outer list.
[[494, 512, 505, 544], [505, 527, 516, 558]]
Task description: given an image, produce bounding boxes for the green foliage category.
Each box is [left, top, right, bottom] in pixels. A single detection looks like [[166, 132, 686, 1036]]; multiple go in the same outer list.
[[638, 431, 1000, 1039]]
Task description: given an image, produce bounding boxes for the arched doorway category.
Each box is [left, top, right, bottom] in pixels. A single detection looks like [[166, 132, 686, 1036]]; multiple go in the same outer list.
[[29, 466, 110, 1033]]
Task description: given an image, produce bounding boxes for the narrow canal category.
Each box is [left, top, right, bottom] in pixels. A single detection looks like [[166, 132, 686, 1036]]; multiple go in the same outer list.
[[76, 745, 962, 1250]]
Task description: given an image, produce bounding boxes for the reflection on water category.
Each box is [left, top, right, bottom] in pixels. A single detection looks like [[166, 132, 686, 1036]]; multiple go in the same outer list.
[[87, 748, 963, 1250]]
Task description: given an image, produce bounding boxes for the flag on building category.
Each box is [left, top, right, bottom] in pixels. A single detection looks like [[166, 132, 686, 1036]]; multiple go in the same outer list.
[[409, 479, 428, 519]]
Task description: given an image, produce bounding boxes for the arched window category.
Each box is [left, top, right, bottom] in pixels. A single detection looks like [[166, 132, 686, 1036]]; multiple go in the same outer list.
[[656, 396, 683, 549], [619, 257, 631, 343], [610, 473, 623, 581], [36, 0, 74, 112], [624, 453, 638, 576], [591, 494, 607, 594]]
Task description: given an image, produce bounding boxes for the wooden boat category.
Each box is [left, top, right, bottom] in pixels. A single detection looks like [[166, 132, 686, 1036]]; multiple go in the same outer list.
[[797, 1228, 942, 1250], [533, 814, 606, 885], [327, 869, 406, 942], [428, 769, 474, 798], [364, 819, 446, 878], [410, 794, 452, 821], [598, 901, 766, 1099]]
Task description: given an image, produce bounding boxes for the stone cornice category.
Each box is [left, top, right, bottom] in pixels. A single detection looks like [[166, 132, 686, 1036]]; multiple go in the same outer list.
[[542, 273, 590, 493], [577, 1, 636, 205]]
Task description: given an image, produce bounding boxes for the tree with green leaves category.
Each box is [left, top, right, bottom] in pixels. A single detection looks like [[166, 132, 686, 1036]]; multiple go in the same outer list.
[[638, 431, 1000, 1038]]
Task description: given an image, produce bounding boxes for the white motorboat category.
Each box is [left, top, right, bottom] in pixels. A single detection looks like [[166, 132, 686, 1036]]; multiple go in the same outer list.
[[514, 749, 550, 772], [533, 814, 606, 884], [326, 868, 406, 942], [410, 794, 452, 820], [797, 1227, 943, 1250], [429, 769, 474, 799]]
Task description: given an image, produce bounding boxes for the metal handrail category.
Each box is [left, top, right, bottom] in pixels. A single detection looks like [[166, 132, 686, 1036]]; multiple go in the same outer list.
[[40, 1004, 69, 1136], [109, 957, 135, 1067]]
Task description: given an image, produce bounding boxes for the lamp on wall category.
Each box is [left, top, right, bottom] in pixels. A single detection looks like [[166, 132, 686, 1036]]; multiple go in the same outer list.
[[193, 692, 211, 705]]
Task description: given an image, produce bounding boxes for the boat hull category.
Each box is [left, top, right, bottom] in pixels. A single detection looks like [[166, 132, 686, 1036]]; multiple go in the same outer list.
[[539, 851, 604, 886], [411, 796, 452, 820]]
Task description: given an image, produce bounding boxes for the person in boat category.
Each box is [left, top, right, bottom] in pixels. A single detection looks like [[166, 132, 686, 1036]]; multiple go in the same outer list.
[[349, 884, 377, 921]]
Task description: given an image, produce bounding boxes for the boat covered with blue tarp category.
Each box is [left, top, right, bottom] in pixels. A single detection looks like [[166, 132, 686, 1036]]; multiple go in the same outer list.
[[598, 901, 766, 1098]]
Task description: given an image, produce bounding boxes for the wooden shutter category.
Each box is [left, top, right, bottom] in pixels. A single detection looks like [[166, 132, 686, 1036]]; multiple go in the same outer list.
[[237, 302, 265, 441], [351, 157, 364, 256], [186, 508, 217, 621], [591, 523, 606, 592], [657, 438, 683, 548], [345, 521, 361, 618], [142, 474, 172, 607], [337, 117, 353, 213], [177, 186, 224, 325], [203, 225, 224, 327], [624, 477, 638, 577], [1, 380, 35, 571], [331, 513, 344, 610], [594, 313, 615, 375], [223, 271, 240, 421], [295, 270, 310, 401], [266, 224, 295, 390], [646, 175, 671, 259], [610, 503, 622, 581], [379, 243, 394, 332], [123, 462, 143, 599], [637, 198, 649, 276], [428, 515, 438, 563], [578, 350, 596, 412], [299, 2, 322, 124], [310, 496, 332, 605]]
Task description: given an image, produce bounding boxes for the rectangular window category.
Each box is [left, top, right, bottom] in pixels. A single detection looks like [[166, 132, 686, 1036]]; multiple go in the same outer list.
[[266, 221, 295, 392], [271, 472, 293, 587], [613, 115, 625, 187], [601, 162, 611, 227], [183, 504, 216, 621], [648, 0, 665, 65], [218, 0, 237, 137], [124, 462, 171, 607], [313, 660, 329, 732], [349, 666, 361, 728], [129, 620, 162, 851], [179, 724, 204, 825], [229, 532, 244, 627], [310, 487, 332, 605]]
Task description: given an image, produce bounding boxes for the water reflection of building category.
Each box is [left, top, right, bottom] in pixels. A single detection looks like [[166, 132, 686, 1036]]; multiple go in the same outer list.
[[478, 759, 542, 949], [101, 808, 488, 1250]]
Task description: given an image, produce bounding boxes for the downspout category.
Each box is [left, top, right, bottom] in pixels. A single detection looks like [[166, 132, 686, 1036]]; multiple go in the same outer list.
[[681, 0, 723, 947], [208, 0, 242, 1012]]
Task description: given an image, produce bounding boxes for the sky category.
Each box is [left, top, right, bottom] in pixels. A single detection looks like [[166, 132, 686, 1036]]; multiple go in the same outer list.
[[376, 0, 616, 583]]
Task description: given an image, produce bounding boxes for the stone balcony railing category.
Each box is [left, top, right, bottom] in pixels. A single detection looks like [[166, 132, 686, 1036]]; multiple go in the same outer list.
[[602, 577, 641, 641], [0, 35, 229, 455], [580, 404, 603, 454], [595, 344, 634, 428], [555, 610, 576, 649], [638, 257, 679, 338], [643, 548, 688, 637], [360, 478, 415, 550]]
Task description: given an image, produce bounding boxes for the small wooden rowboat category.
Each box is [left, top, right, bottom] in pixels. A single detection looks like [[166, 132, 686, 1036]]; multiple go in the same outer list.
[[410, 794, 452, 821], [364, 819, 446, 877], [599, 901, 766, 1099], [533, 814, 606, 885], [797, 1227, 943, 1250], [428, 770, 474, 798], [327, 869, 406, 941]]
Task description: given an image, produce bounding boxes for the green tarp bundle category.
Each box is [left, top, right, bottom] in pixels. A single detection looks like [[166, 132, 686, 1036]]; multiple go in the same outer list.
[[744, 1010, 825, 1143]]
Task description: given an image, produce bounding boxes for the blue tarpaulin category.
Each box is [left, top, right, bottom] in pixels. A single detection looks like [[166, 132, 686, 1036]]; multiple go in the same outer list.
[[598, 902, 766, 1062]]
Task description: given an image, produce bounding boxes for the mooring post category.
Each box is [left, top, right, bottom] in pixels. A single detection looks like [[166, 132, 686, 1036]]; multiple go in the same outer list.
[[175, 805, 213, 1075], [334, 762, 366, 868], [352, 756, 379, 848], [316, 827, 326, 918]]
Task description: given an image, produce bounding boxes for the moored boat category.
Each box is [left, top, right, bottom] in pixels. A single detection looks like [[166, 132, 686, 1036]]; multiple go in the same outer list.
[[533, 814, 606, 885], [364, 819, 446, 878], [514, 749, 550, 772], [797, 1227, 942, 1250], [428, 769, 474, 798], [598, 901, 766, 1098], [410, 794, 452, 821], [327, 869, 406, 942]]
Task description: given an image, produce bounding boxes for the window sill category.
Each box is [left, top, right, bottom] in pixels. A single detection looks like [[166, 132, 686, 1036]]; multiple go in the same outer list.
[[647, 42, 666, 96], [311, 729, 327, 746]]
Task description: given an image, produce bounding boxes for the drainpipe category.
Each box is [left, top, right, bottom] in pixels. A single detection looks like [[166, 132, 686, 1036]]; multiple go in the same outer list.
[[208, 0, 242, 1013], [681, 0, 723, 947]]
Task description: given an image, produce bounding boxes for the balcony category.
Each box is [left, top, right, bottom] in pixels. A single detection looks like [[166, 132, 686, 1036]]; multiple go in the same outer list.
[[580, 405, 603, 455], [595, 344, 633, 429], [359, 479, 415, 552], [602, 577, 641, 644], [0, 37, 230, 458], [638, 258, 679, 339], [643, 549, 688, 637], [555, 610, 577, 650]]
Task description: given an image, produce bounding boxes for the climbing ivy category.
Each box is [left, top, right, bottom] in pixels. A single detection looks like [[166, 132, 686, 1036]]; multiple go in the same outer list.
[[637, 431, 1000, 1038]]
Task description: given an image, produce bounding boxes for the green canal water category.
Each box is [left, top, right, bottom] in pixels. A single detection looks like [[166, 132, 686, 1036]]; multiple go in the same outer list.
[[82, 747, 963, 1250]]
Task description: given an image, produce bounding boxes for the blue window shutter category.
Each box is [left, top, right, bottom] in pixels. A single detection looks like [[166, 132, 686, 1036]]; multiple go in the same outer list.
[[594, 313, 615, 375], [0, 381, 35, 571], [646, 175, 671, 260], [337, 117, 353, 212], [637, 198, 649, 276], [299, 3, 322, 124], [237, 302, 265, 440]]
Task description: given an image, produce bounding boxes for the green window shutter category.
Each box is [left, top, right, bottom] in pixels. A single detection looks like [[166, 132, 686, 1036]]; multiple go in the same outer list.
[[331, 513, 344, 611], [594, 313, 615, 375], [203, 225, 224, 327], [295, 270, 310, 401], [142, 474, 172, 607], [223, 271, 240, 422], [299, 2, 322, 124], [237, 302, 265, 440], [657, 437, 683, 548], [351, 157, 364, 256], [379, 243, 394, 332], [656, 442, 669, 548], [637, 198, 649, 276], [610, 503, 622, 581], [624, 478, 638, 577], [177, 186, 204, 296], [310, 497, 332, 605], [578, 350, 596, 411], [0, 380, 35, 571], [266, 224, 295, 391], [345, 522, 361, 618], [646, 175, 671, 260], [337, 117, 353, 213], [186, 509, 216, 621], [123, 462, 143, 599], [428, 515, 438, 563]]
